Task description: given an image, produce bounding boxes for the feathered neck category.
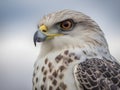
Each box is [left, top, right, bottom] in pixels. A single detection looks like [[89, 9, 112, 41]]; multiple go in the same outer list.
[[38, 40, 111, 61]]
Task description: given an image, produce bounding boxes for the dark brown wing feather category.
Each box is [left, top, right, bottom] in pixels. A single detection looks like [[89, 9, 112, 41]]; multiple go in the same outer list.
[[74, 58, 120, 90]]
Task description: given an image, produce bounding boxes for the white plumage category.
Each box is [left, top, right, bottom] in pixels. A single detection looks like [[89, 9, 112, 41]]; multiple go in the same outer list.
[[33, 9, 120, 90]]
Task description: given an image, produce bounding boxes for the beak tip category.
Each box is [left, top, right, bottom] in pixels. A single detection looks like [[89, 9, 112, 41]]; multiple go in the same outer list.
[[33, 39, 36, 47], [33, 31, 38, 47], [34, 41, 36, 46], [33, 30, 47, 46]]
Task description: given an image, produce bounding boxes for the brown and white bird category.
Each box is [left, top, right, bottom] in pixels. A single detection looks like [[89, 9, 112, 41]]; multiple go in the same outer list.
[[33, 9, 120, 90]]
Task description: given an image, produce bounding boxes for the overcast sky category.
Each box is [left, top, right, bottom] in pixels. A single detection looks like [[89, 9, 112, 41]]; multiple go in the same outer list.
[[0, 0, 120, 90]]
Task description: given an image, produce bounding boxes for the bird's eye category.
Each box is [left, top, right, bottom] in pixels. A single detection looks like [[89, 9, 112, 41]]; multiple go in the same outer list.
[[59, 19, 73, 31]]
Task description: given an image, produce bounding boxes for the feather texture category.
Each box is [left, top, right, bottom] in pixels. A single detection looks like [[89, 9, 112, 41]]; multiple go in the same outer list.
[[74, 58, 120, 90]]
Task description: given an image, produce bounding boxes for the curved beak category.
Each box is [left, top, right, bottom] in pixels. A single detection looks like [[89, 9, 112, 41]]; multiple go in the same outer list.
[[33, 30, 47, 46], [33, 25, 64, 46]]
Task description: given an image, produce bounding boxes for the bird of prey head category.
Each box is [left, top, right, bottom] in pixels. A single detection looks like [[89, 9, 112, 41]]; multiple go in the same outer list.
[[34, 9, 108, 56]]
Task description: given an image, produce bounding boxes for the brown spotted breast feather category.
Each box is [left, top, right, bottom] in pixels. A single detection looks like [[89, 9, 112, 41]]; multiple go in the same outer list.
[[32, 49, 81, 90], [74, 58, 120, 90]]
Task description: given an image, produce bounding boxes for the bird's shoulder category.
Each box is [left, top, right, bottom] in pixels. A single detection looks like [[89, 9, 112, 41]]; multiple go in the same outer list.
[[74, 58, 120, 90]]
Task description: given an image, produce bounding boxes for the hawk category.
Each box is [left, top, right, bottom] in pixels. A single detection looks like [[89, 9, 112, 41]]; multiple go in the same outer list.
[[33, 9, 120, 90]]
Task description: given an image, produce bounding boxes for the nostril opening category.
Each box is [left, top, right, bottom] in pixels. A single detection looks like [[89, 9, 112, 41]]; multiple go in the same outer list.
[[42, 30, 47, 32]]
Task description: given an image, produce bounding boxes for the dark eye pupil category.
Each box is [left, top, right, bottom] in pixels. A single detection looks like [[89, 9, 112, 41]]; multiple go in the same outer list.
[[59, 20, 73, 30], [63, 22, 69, 27]]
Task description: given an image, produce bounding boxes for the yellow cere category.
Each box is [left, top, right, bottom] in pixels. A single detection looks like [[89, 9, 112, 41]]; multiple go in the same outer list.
[[39, 25, 64, 38], [39, 25, 48, 32]]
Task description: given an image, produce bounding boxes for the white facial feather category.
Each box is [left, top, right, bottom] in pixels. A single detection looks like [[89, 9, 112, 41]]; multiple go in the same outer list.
[[38, 9, 109, 58]]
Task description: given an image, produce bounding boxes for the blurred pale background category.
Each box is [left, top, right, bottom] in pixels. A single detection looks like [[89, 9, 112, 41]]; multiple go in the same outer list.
[[0, 0, 120, 90]]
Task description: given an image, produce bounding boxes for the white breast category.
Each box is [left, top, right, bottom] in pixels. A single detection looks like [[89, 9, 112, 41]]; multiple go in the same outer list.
[[32, 46, 112, 90]]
